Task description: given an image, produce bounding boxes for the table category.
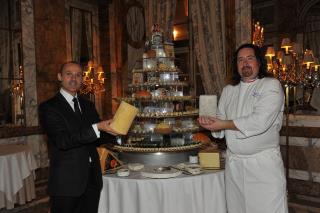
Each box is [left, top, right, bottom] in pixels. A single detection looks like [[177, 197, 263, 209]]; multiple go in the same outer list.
[[98, 170, 226, 213], [0, 144, 38, 209]]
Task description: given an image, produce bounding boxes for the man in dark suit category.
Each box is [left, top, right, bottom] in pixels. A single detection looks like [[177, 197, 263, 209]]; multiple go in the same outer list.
[[39, 61, 118, 213]]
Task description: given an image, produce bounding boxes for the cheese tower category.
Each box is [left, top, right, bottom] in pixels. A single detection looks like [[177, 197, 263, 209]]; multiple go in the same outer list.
[[110, 101, 139, 135], [198, 147, 220, 168], [199, 95, 217, 117]]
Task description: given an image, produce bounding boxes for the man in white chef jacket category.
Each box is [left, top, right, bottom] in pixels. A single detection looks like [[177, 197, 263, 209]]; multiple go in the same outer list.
[[198, 43, 288, 213]]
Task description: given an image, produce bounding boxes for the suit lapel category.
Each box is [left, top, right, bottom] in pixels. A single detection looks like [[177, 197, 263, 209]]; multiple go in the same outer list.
[[78, 97, 92, 125], [56, 93, 82, 122]]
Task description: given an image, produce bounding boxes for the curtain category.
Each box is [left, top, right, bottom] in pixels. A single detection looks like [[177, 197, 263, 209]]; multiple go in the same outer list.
[[190, 0, 226, 95], [71, 7, 93, 63], [71, 8, 82, 62], [0, 0, 10, 88], [144, 0, 177, 41], [84, 12, 93, 60], [235, 0, 251, 48]]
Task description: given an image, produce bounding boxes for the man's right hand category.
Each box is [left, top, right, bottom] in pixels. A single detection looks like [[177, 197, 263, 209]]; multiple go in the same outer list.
[[197, 116, 238, 131], [97, 119, 120, 136]]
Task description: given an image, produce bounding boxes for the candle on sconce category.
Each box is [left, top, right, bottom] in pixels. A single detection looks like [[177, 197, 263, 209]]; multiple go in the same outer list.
[[285, 86, 289, 108], [293, 86, 296, 110]]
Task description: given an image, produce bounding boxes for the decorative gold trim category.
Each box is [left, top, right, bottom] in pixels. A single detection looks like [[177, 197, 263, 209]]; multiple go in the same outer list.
[[113, 142, 203, 153]]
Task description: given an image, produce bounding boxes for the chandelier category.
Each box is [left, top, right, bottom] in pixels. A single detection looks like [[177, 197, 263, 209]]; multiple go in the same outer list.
[[252, 22, 264, 47], [80, 60, 105, 94], [265, 38, 320, 111]]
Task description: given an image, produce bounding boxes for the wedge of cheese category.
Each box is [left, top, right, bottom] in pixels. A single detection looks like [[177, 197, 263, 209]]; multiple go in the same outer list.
[[97, 147, 123, 172], [110, 101, 139, 135], [198, 148, 220, 169]]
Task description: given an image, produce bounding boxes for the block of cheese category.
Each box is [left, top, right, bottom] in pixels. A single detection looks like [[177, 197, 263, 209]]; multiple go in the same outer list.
[[198, 148, 220, 169], [110, 101, 139, 135], [199, 95, 217, 117]]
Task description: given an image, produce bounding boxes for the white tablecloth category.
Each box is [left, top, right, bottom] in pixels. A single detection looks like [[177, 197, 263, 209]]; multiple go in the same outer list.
[[98, 170, 226, 213], [0, 144, 38, 209]]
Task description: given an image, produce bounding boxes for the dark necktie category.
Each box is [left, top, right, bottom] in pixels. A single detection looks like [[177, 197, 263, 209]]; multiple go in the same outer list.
[[72, 97, 82, 119]]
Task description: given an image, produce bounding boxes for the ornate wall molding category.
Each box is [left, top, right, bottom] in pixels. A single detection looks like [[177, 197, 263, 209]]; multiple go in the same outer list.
[[298, 0, 320, 27]]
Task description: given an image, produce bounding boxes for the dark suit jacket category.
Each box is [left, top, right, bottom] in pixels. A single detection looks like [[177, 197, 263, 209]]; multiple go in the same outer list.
[[39, 92, 115, 197]]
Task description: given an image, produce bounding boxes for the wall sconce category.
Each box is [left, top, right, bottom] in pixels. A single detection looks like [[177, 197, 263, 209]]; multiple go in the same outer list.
[[265, 46, 275, 58], [11, 65, 25, 125], [314, 58, 320, 72], [302, 49, 314, 70], [252, 22, 264, 47], [80, 60, 105, 95], [266, 40, 320, 112], [173, 28, 178, 41], [281, 38, 292, 54]]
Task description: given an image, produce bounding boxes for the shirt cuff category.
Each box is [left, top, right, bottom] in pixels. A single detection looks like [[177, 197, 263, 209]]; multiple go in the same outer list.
[[92, 124, 100, 138], [211, 130, 224, 139]]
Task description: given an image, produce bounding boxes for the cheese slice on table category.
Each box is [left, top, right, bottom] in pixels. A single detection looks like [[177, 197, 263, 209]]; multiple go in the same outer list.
[[110, 101, 139, 135], [198, 148, 220, 169]]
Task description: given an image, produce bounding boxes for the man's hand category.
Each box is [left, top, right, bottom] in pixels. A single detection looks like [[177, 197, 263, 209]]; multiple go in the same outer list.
[[197, 116, 237, 131], [97, 119, 120, 136]]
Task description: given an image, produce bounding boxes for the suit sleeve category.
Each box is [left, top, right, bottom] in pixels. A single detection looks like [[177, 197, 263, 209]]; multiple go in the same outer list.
[[39, 104, 98, 150], [86, 101, 117, 146], [96, 132, 116, 145]]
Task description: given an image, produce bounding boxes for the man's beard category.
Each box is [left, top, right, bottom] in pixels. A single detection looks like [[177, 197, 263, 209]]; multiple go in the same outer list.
[[241, 66, 253, 78]]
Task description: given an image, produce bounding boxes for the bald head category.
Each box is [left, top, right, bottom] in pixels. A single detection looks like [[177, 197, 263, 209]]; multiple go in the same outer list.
[[58, 61, 83, 96]]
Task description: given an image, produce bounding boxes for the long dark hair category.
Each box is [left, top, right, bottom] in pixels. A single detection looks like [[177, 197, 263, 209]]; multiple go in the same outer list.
[[229, 43, 272, 85]]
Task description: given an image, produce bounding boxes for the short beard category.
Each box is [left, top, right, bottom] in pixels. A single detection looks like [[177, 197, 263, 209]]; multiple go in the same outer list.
[[241, 66, 253, 78]]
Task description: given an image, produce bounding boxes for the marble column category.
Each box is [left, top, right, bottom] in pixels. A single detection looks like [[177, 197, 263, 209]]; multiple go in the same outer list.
[[235, 0, 252, 47], [108, 0, 125, 114], [21, 0, 38, 126], [280, 114, 320, 197]]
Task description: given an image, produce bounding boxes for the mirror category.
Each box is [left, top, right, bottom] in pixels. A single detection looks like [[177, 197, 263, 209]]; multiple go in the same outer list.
[[0, 0, 25, 127], [125, 0, 146, 48]]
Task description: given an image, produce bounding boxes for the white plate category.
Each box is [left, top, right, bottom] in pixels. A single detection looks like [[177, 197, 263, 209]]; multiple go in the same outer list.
[[141, 166, 182, 179]]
